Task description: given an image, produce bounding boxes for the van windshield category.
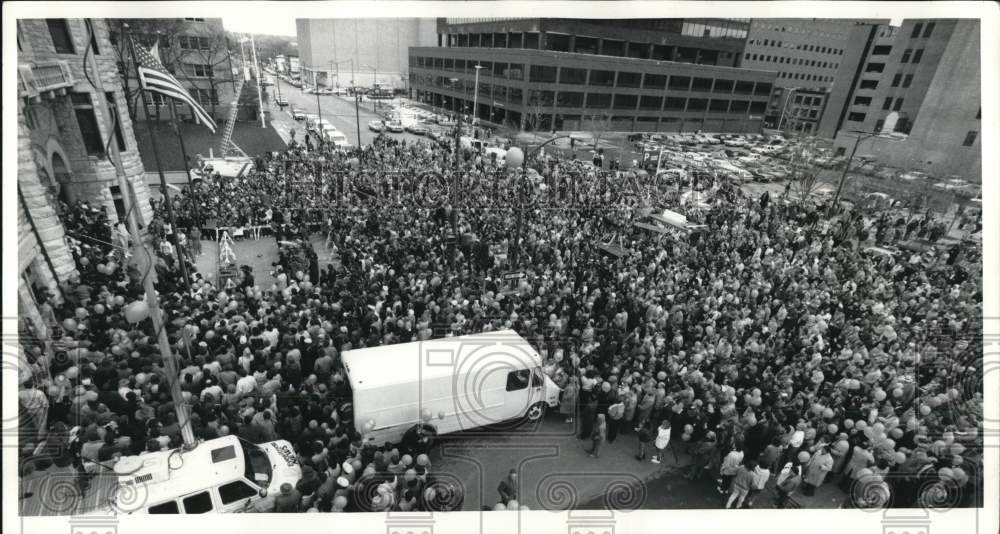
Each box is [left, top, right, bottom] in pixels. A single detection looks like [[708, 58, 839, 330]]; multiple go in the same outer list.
[[240, 440, 272, 487]]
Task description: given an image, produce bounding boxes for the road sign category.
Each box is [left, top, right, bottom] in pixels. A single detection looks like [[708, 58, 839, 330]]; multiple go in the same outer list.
[[502, 271, 525, 281]]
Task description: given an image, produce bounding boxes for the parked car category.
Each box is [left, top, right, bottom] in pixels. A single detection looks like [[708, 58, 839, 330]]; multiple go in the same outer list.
[[275, 96, 288, 107], [290, 108, 306, 120], [898, 170, 929, 182], [410, 124, 429, 136], [386, 121, 405, 133], [368, 120, 384, 132]]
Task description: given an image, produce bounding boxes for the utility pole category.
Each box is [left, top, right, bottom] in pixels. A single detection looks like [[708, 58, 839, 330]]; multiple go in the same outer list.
[[249, 34, 265, 128], [114, 24, 197, 448], [354, 92, 362, 147]]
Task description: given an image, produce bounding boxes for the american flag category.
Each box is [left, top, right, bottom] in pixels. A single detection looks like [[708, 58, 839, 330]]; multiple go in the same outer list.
[[132, 37, 217, 132]]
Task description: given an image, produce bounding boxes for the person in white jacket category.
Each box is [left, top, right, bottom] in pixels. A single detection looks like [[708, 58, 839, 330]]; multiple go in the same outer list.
[[651, 420, 672, 464], [746, 463, 771, 508], [718, 445, 745, 494]]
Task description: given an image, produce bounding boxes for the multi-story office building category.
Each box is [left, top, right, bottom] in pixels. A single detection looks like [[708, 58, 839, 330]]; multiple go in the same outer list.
[[297, 18, 437, 89], [832, 19, 981, 180], [119, 18, 239, 124], [742, 19, 882, 135], [409, 18, 777, 133], [16, 18, 154, 325]]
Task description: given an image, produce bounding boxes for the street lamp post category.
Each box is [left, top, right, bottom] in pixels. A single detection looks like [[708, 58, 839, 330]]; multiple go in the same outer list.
[[776, 87, 799, 132], [472, 64, 484, 128], [830, 129, 899, 213], [506, 135, 573, 266]]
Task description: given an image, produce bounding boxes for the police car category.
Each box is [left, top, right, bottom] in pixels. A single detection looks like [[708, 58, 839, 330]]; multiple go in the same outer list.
[[102, 436, 301, 514]]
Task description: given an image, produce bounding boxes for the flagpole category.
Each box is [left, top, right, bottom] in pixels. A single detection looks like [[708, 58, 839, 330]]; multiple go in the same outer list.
[[123, 27, 197, 449], [133, 41, 191, 290], [168, 99, 200, 228], [249, 34, 266, 128]]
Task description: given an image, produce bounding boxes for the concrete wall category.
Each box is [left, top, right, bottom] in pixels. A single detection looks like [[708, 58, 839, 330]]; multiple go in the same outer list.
[[297, 18, 437, 89], [19, 19, 153, 225], [18, 99, 78, 301], [835, 20, 981, 181]]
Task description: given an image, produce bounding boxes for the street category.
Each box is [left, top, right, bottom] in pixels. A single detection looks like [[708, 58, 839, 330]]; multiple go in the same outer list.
[[268, 77, 428, 147]]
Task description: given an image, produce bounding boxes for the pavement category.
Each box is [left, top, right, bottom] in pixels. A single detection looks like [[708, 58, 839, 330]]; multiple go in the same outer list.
[[268, 79, 429, 147], [189, 232, 852, 512]]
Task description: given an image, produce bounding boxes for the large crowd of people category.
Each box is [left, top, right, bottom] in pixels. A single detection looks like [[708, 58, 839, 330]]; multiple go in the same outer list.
[[18, 128, 984, 514]]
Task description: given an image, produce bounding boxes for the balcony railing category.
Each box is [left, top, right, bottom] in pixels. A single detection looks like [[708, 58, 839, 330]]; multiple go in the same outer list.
[[18, 60, 75, 99]]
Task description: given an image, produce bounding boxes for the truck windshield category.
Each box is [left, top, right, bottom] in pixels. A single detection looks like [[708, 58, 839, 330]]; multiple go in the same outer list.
[[240, 439, 272, 487]]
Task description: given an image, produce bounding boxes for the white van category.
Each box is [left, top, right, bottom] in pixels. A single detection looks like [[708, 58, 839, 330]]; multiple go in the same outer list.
[[341, 330, 561, 445], [104, 436, 302, 514]]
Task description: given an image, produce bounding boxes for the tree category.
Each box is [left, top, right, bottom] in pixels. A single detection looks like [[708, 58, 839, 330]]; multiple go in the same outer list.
[[787, 137, 825, 202], [522, 96, 550, 143], [108, 19, 239, 123], [582, 112, 613, 155]]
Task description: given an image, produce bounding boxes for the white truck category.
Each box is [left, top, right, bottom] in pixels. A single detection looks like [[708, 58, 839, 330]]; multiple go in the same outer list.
[[341, 330, 561, 445], [102, 436, 302, 514]]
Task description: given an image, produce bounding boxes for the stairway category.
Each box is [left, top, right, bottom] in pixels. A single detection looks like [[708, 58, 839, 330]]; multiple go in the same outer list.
[[219, 76, 247, 157]]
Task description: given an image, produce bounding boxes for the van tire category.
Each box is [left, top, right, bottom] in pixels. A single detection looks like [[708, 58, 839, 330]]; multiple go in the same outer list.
[[525, 402, 547, 422]]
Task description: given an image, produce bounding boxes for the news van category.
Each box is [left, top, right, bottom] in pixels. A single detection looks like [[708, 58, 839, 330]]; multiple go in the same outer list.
[[103, 436, 302, 514], [341, 330, 561, 444]]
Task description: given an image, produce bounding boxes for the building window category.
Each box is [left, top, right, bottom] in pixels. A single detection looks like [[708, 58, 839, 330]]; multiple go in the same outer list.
[[892, 98, 904, 111], [643, 74, 667, 90], [189, 64, 212, 77], [529, 65, 557, 83], [912, 49, 923, 63], [589, 70, 615, 87], [809, 109, 818, 118], [860, 79, 879, 89], [106, 92, 127, 152], [691, 77, 713, 91], [557, 91, 584, 107], [749, 101, 767, 113], [709, 99, 729, 112], [853, 96, 872, 106], [638, 95, 662, 110], [664, 97, 686, 110], [71, 93, 105, 156], [891, 73, 902, 87], [713, 79, 734, 93], [47, 19, 75, 54], [617, 72, 642, 88], [882, 97, 893, 110], [910, 23, 923, 38], [923, 22, 935, 38], [847, 111, 866, 122], [962, 131, 977, 146], [902, 74, 913, 88], [602, 39, 625, 57], [901, 49, 912, 63], [555, 67, 585, 85], [686, 98, 707, 112], [730, 100, 749, 113], [668, 76, 691, 91], [178, 35, 211, 51], [872, 45, 892, 55], [613, 94, 638, 109], [865, 63, 885, 73], [586, 93, 611, 109]]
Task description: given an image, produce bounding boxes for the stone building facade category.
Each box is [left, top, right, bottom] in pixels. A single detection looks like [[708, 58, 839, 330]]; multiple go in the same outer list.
[[17, 18, 153, 318]]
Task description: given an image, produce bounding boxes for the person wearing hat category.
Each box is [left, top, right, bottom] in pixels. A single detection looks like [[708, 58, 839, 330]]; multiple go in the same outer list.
[[273, 482, 301, 512]]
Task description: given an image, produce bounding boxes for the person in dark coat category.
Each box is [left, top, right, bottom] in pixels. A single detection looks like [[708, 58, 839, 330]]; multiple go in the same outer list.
[[497, 469, 518, 505], [274, 482, 301, 512]]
